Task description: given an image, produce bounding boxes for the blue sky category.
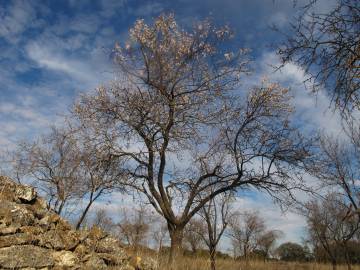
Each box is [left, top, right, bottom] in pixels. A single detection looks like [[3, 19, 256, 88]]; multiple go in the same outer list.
[[0, 0, 342, 246]]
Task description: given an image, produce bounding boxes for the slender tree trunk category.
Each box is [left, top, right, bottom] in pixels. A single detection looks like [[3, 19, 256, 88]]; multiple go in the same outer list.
[[57, 199, 66, 215], [345, 254, 352, 270], [191, 242, 197, 254], [158, 238, 163, 253], [75, 193, 94, 230], [244, 245, 249, 267], [168, 224, 184, 266], [343, 245, 352, 270], [331, 260, 337, 270], [209, 246, 216, 270]]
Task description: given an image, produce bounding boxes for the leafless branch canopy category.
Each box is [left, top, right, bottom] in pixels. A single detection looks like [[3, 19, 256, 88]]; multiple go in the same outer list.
[[279, 0, 360, 111], [73, 14, 313, 260]]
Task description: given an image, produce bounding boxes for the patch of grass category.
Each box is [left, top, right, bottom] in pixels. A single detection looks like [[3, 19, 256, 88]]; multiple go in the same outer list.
[[136, 251, 360, 270]]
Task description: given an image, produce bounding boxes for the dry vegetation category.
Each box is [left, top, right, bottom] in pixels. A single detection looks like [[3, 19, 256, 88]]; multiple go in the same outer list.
[[147, 255, 360, 270]]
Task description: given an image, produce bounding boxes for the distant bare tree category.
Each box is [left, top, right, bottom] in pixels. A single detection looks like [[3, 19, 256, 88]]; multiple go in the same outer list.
[[198, 192, 233, 270], [74, 132, 125, 229], [257, 230, 283, 260], [117, 205, 151, 252], [229, 211, 266, 261], [92, 208, 115, 233], [305, 193, 359, 270], [308, 122, 360, 220], [279, 0, 360, 111], [74, 14, 312, 264], [183, 218, 205, 254], [152, 220, 169, 253], [12, 125, 124, 229], [13, 127, 82, 215]]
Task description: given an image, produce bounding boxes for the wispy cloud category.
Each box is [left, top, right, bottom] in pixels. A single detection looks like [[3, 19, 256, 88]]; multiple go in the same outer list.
[[0, 0, 45, 44], [251, 51, 343, 137], [26, 42, 100, 84]]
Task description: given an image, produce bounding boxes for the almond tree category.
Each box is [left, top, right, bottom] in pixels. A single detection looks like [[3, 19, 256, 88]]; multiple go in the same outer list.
[[74, 14, 312, 264], [198, 192, 233, 270], [13, 127, 82, 215], [12, 126, 123, 228], [74, 132, 125, 229]]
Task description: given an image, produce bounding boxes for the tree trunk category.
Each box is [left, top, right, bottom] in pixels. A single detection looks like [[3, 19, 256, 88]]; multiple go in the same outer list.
[[168, 224, 184, 266], [209, 247, 216, 270], [243, 245, 249, 267], [75, 195, 94, 230], [344, 246, 352, 270], [57, 199, 66, 215], [158, 238, 163, 253], [331, 260, 337, 270]]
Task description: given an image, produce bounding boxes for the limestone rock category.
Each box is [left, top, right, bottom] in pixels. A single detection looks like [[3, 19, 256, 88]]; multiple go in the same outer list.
[[0, 245, 54, 269], [95, 236, 125, 253], [0, 225, 19, 236], [0, 232, 35, 248], [82, 254, 107, 269], [52, 250, 79, 267], [0, 176, 158, 270], [16, 184, 37, 202]]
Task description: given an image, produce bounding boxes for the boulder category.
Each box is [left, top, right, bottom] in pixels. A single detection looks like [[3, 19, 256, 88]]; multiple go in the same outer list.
[[15, 184, 37, 202], [52, 250, 79, 267], [82, 254, 107, 269]]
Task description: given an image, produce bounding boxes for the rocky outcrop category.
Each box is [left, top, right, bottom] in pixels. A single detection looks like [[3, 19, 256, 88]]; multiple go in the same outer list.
[[0, 176, 158, 270]]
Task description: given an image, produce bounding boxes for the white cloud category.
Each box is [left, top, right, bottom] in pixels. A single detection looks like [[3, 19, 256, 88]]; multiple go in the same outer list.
[[252, 51, 343, 137], [0, 0, 44, 44], [26, 42, 94, 83], [232, 193, 306, 243], [24, 40, 115, 96]]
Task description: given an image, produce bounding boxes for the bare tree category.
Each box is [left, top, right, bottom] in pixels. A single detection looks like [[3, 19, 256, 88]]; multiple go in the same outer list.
[[305, 193, 359, 270], [91, 208, 115, 233], [12, 126, 124, 229], [152, 220, 169, 253], [183, 218, 205, 254], [74, 132, 125, 229], [257, 230, 283, 261], [74, 14, 312, 264], [198, 192, 233, 270], [12, 127, 82, 215], [308, 122, 360, 219], [279, 0, 360, 111], [117, 205, 151, 252], [228, 211, 266, 261]]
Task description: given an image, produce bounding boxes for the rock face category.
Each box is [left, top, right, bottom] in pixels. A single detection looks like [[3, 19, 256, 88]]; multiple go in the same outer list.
[[0, 176, 157, 270]]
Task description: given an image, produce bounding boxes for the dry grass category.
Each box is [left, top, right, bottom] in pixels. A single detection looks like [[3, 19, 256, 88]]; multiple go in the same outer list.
[[152, 256, 360, 270], [131, 248, 360, 270]]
